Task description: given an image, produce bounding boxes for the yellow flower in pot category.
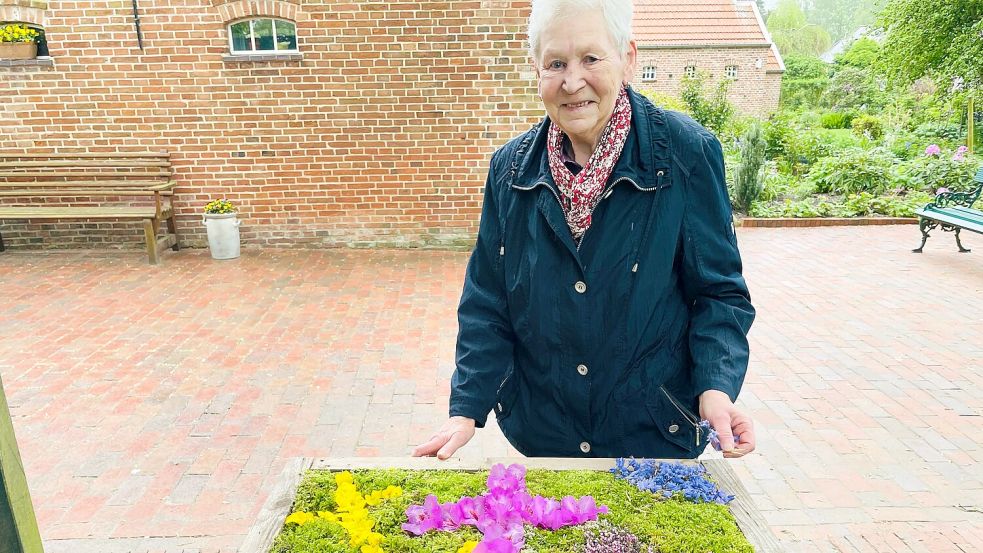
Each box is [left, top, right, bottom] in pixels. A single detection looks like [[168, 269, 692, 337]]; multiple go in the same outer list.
[[202, 199, 241, 260], [0, 24, 40, 60]]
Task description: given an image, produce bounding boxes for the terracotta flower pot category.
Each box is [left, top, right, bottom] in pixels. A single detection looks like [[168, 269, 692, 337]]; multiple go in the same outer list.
[[0, 42, 38, 60]]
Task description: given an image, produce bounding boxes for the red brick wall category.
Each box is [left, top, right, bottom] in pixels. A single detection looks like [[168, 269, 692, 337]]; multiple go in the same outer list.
[[634, 46, 782, 118], [0, 0, 542, 250], [1, 1, 783, 251]]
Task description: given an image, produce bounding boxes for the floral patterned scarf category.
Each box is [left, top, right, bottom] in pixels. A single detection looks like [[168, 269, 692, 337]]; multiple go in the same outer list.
[[546, 85, 632, 244]]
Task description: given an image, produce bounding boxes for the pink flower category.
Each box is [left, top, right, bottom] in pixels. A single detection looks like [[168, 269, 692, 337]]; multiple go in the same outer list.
[[925, 144, 941, 156], [936, 187, 950, 196], [403, 463, 607, 550], [953, 145, 968, 161]]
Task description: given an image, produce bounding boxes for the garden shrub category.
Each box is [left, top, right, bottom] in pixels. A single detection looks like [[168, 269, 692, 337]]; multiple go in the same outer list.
[[821, 66, 884, 111], [912, 121, 963, 142], [808, 147, 901, 195], [719, 115, 758, 145], [820, 112, 852, 129], [884, 132, 927, 160], [763, 114, 798, 160], [732, 122, 767, 213], [639, 90, 691, 115], [779, 54, 829, 109], [840, 191, 936, 218], [679, 71, 733, 134], [903, 153, 979, 193], [756, 171, 817, 202], [851, 115, 884, 141], [809, 128, 862, 153], [796, 110, 822, 128]]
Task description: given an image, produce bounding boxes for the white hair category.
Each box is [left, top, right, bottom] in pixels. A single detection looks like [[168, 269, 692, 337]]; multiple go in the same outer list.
[[527, 0, 634, 62]]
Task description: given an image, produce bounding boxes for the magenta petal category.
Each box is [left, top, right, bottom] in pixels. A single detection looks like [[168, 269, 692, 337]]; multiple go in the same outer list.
[[474, 537, 518, 553]]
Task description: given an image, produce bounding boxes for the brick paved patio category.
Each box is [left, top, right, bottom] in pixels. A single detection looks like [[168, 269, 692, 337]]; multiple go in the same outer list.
[[0, 225, 980, 552]]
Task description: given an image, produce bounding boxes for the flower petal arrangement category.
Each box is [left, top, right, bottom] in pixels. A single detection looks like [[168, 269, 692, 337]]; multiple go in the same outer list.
[[0, 23, 39, 44], [203, 198, 237, 214], [401, 463, 607, 552], [273, 461, 752, 553], [611, 458, 735, 505]]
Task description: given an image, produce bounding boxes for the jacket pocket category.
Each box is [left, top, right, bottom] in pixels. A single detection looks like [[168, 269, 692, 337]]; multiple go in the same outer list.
[[645, 385, 703, 452]]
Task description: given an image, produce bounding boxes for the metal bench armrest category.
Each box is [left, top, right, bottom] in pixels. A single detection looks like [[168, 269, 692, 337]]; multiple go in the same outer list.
[[932, 184, 983, 209]]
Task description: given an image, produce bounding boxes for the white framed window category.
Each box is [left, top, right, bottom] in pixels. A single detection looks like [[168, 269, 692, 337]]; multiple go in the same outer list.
[[641, 66, 657, 81], [228, 18, 298, 54], [684, 65, 697, 78], [725, 65, 738, 79]]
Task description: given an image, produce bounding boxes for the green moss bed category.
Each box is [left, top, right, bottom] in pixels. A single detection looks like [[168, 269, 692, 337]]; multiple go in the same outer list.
[[269, 468, 753, 553]]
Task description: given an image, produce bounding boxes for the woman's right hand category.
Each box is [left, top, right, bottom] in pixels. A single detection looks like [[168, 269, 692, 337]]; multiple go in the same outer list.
[[411, 416, 476, 460]]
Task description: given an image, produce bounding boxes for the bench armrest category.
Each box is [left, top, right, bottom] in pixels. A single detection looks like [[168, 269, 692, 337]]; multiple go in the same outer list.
[[932, 185, 982, 209], [149, 180, 176, 192]]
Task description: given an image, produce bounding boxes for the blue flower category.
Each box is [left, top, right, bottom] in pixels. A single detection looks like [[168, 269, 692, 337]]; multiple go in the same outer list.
[[610, 458, 734, 505]]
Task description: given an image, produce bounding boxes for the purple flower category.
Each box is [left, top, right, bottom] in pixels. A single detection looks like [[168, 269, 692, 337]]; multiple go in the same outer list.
[[953, 145, 968, 161], [925, 144, 942, 156], [936, 187, 950, 196], [403, 463, 607, 550]]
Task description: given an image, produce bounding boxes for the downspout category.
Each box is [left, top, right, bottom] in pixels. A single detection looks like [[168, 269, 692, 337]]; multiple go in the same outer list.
[[131, 0, 144, 50]]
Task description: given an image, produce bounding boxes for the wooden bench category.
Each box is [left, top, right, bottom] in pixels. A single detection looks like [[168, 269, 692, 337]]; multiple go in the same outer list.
[[0, 152, 179, 264], [913, 167, 983, 253]]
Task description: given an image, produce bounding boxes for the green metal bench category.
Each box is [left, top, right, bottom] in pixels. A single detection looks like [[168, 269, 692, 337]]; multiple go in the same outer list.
[[912, 167, 983, 253]]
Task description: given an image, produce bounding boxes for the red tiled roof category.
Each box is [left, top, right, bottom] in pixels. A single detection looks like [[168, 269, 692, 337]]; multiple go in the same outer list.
[[633, 0, 769, 45], [633, 0, 784, 71]]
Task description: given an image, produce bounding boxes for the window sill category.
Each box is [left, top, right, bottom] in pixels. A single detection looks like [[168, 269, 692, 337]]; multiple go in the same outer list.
[[223, 53, 303, 63], [0, 56, 54, 68]]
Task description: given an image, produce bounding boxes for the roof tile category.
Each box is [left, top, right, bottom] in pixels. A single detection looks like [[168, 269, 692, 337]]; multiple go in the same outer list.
[[633, 0, 769, 45]]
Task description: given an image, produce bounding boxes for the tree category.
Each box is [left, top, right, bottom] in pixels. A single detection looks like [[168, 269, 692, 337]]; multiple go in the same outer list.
[[802, 0, 879, 44], [835, 37, 880, 68], [780, 53, 830, 108], [878, 0, 982, 152], [877, 0, 983, 92], [766, 0, 833, 56], [755, 0, 768, 18]]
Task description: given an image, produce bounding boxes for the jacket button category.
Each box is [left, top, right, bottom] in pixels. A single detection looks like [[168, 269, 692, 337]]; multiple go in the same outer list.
[[576, 364, 588, 376], [574, 281, 587, 293], [579, 441, 591, 453], [668, 424, 680, 434]]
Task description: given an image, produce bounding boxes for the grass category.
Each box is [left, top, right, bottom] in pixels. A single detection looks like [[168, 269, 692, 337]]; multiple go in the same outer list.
[[269, 467, 754, 553]]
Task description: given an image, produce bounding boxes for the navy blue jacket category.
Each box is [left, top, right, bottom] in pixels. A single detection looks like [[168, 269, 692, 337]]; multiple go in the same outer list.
[[449, 87, 754, 458]]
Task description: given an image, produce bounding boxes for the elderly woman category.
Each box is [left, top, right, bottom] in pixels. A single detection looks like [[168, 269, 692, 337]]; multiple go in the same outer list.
[[414, 0, 756, 459]]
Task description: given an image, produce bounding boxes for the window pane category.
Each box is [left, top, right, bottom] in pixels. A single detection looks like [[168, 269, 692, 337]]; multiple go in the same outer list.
[[254, 18, 274, 51], [231, 21, 252, 51], [275, 20, 296, 50]]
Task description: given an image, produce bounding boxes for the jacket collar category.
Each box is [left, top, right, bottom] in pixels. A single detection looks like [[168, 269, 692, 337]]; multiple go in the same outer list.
[[511, 86, 673, 192]]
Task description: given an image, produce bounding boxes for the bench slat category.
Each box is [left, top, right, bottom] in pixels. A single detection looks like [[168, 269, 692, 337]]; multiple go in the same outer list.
[[0, 183, 167, 190], [0, 206, 158, 219], [917, 207, 983, 235], [0, 190, 172, 197], [0, 152, 168, 159], [0, 171, 170, 178], [0, 161, 170, 168]]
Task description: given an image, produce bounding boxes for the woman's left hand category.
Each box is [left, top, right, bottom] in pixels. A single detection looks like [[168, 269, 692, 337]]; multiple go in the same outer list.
[[699, 390, 755, 458]]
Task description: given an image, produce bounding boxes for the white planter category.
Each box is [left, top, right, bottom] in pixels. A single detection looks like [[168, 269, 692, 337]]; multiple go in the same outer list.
[[202, 212, 241, 260]]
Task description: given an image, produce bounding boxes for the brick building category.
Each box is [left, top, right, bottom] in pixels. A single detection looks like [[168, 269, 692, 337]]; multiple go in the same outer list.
[[0, 0, 781, 251], [633, 0, 784, 117]]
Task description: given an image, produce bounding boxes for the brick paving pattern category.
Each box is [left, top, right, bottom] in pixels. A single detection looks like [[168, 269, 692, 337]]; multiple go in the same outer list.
[[0, 225, 980, 552]]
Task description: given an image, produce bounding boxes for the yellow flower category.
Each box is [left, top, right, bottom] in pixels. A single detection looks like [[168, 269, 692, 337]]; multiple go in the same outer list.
[[457, 541, 479, 553], [284, 511, 315, 526]]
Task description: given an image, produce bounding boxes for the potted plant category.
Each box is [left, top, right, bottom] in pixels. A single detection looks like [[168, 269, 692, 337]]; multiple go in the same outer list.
[[0, 24, 39, 60], [202, 198, 241, 260]]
